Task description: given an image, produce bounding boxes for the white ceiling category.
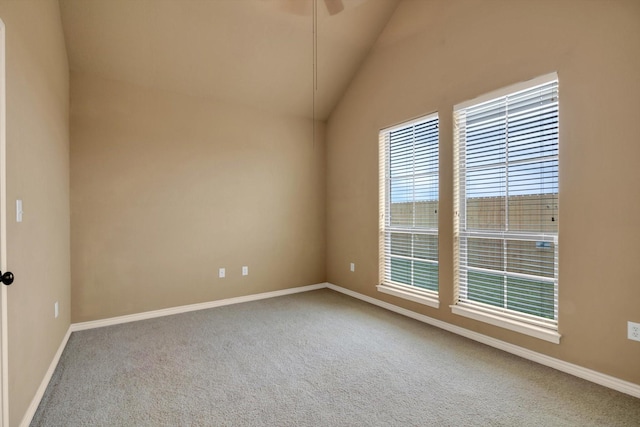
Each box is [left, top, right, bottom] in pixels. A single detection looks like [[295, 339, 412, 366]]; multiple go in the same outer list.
[[59, 0, 399, 120]]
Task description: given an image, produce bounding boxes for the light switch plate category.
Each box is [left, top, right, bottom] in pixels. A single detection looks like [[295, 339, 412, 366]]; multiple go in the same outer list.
[[16, 199, 23, 223]]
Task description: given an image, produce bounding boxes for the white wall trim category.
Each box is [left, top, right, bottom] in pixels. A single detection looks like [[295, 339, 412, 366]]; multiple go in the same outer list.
[[451, 304, 561, 344], [377, 284, 439, 309], [326, 283, 640, 399], [454, 72, 558, 111], [20, 283, 327, 426], [19, 281, 640, 427], [19, 327, 72, 427], [0, 18, 8, 427], [71, 283, 327, 332]]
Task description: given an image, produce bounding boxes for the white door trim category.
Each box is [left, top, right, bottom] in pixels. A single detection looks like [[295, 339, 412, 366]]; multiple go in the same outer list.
[[0, 17, 8, 427]]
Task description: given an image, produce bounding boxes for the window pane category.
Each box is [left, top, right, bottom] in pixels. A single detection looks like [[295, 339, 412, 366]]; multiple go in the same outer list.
[[506, 276, 555, 320], [414, 261, 438, 291], [508, 110, 558, 163], [390, 177, 413, 204], [467, 270, 504, 308], [506, 240, 555, 278], [466, 129, 506, 166], [466, 196, 506, 230], [507, 193, 558, 233], [466, 166, 505, 199], [390, 257, 411, 286], [467, 238, 503, 271], [414, 174, 438, 201], [413, 122, 439, 175], [414, 200, 438, 229], [390, 233, 411, 257], [390, 201, 413, 227], [413, 234, 438, 261], [508, 159, 558, 197], [466, 98, 506, 167], [389, 128, 414, 177]]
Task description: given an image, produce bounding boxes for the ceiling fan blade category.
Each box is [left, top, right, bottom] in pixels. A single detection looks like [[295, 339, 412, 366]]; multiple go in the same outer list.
[[324, 0, 344, 15]]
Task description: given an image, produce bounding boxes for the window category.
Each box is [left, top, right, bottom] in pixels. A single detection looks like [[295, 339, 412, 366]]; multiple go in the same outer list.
[[453, 74, 560, 343], [378, 114, 439, 308]]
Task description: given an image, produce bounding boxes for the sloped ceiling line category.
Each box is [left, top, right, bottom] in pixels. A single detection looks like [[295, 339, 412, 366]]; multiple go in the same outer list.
[[59, 0, 400, 120]]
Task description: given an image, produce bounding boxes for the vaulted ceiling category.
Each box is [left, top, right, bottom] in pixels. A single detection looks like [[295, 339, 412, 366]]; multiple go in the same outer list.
[[59, 0, 399, 120]]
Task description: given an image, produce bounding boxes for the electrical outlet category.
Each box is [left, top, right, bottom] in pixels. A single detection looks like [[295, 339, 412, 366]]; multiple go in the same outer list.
[[54, 301, 59, 319], [242, 266, 248, 276], [350, 262, 355, 272], [218, 268, 225, 278], [628, 321, 640, 342]]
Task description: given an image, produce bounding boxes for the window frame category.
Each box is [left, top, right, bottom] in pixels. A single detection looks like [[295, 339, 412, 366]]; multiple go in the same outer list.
[[452, 73, 561, 343], [378, 113, 440, 308]]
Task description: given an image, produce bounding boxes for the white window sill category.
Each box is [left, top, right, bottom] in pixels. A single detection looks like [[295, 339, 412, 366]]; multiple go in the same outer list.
[[451, 304, 561, 344], [377, 284, 439, 309]]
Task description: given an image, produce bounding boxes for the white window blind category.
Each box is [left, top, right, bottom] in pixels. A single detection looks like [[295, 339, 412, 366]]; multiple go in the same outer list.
[[454, 74, 559, 330], [379, 114, 439, 301]]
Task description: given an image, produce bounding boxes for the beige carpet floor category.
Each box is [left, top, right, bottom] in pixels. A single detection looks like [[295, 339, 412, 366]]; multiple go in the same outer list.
[[31, 289, 640, 426]]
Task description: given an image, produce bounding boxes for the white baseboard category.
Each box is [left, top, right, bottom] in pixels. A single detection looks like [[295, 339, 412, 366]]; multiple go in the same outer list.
[[20, 283, 326, 427], [71, 283, 327, 332], [19, 327, 72, 427], [326, 282, 640, 399], [20, 281, 640, 427]]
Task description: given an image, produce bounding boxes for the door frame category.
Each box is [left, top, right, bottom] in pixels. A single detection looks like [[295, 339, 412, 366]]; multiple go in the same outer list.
[[0, 17, 8, 427]]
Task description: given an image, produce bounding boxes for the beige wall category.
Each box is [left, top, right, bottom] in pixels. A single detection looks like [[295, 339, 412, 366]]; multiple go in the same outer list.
[[70, 72, 325, 322], [326, 0, 640, 384], [0, 1, 70, 425]]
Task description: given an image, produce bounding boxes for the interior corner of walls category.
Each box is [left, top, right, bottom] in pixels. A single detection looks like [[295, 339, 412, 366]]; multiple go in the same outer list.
[[69, 77, 328, 321], [17, 326, 72, 427]]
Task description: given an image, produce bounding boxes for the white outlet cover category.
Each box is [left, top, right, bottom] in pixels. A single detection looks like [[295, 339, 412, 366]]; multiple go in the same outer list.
[[219, 268, 225, 278], [350, 263, 355, 272], [54, 301, 59, 319], [242, 266, 248, 276], [628, 321, 640, 342]]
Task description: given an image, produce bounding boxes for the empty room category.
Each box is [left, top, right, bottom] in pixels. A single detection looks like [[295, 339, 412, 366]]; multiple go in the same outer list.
[[0, 0, 638, 425]]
